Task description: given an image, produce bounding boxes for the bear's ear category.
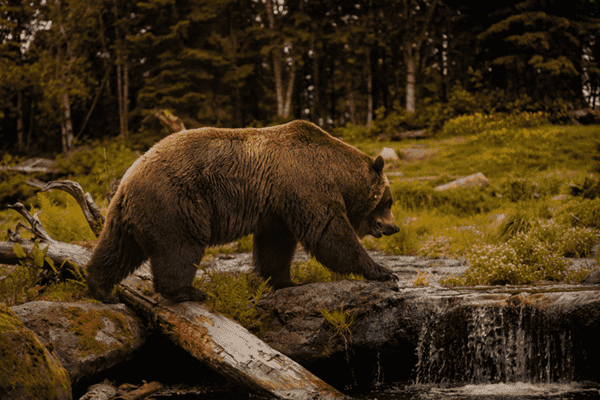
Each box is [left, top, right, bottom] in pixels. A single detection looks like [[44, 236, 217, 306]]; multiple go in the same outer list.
[[373, 155, 385, 173]]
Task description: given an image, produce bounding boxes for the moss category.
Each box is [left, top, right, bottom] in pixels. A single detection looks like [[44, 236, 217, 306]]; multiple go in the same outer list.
[[64, 306, 134, 357], [0, 303, 71, 399]]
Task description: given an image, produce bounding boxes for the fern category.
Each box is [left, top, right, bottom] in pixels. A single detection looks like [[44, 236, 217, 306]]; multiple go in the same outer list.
[[35, 191, 96, 243]]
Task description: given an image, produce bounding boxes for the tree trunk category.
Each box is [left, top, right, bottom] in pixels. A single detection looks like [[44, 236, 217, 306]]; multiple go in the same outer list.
[[61, 91, 74, 153], [264, 0, 295, 119], [347, 77, 357, 126], [405, 49, 417, 114], [366, 51, 373, 128], [17, 90, 24, 152], [123, 63, 129, 136], [283, 60, 296, 118]]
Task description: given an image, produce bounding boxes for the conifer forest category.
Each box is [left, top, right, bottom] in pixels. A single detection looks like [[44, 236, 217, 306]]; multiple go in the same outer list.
[[1, 0, 600, 155]]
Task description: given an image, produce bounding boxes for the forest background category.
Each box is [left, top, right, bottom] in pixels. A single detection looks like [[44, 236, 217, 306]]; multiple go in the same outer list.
[[1, 0, 600, 155]]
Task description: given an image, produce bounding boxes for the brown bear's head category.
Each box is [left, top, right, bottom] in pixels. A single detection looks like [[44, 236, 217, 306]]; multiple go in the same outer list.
[[355, 156, 400, 239]]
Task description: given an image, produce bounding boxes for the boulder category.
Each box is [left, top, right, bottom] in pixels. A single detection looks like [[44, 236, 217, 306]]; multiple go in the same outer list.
[[0, 303, 71, 400], [379, 147, 400, 161], [11, 301, 146, 387], [434, 172, 490, 191], [257, 257, 600, 388]]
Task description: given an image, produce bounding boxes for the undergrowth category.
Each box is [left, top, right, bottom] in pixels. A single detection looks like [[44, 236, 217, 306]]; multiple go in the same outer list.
[[194, 269, 270, 331]]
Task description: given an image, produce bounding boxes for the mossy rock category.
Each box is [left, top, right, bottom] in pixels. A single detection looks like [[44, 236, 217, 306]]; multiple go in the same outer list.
[[0, 303, 72, 400]]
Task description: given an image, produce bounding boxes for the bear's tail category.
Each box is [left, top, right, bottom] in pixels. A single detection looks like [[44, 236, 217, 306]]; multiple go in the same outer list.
[[86, 198, 146, 303]]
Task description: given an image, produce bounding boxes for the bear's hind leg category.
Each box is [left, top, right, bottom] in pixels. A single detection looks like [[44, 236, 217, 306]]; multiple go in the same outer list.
[[253, 217, 298, 289], [150, 244, 207, 302]]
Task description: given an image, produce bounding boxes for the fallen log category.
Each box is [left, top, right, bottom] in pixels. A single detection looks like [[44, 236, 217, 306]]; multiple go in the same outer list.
[[119, 270, 349, 400]]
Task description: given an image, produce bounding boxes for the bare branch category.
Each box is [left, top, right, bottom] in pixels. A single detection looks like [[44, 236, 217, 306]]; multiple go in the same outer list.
[[26, 178, 104, 236]]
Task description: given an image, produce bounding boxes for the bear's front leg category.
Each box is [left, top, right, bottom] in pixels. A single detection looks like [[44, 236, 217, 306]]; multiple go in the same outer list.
[[310, 214, 397, 282]]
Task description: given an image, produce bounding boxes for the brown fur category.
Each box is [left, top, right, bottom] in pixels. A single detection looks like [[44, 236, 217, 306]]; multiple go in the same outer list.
[[86, 120, 399, 303]]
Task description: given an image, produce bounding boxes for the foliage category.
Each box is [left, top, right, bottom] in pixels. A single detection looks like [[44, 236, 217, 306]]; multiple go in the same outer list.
[[462, 238, 567, 286], [320, 307, 358, 338], [390, 180, 498, 217], [412, 270, 432, 287], [554, 198, 600, 230], [0, 240, 87, 305], [569, 175, 600, 199], [440, 112, 549, 138], [57, 139, 138, 203], [194, 269, 270, 331], [3, 1, 600, 154], [418, 236, 453, 259], [33, 192, 96, 243], [0, 154, 38, 206], [290, 257, 365, 285]]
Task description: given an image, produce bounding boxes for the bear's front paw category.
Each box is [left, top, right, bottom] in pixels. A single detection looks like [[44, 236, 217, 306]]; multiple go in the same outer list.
[[365, 267, 398, 282]]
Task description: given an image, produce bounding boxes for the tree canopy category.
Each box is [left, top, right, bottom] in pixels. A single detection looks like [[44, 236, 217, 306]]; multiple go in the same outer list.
[[1, 0, 600, 154]]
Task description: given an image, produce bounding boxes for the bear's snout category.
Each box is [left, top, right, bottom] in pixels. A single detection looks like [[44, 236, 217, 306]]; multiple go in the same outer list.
[[380, 221, 400, 236]]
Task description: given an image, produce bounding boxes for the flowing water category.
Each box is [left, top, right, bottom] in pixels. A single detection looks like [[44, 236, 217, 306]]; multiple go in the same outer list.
[[414, 305, 576, 384], [84, 300, 600, 399]]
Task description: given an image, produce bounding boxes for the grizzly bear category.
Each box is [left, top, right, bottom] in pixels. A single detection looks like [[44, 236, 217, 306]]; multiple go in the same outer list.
[[86, 120, 399, 303]]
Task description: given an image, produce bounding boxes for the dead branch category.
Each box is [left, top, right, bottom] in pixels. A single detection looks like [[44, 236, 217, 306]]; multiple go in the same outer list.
[[155, 109, 186, 133], [26, 178, 104, 236]]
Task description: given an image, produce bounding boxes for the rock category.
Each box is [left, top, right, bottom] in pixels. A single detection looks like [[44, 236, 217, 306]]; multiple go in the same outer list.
[[434, 172, 490, 191], [0, 303, 72, 400], [583, 268, 600, 284], [257, 268, 600, 387], [379, 147, 400, 161], [11, 301, 146, 387]]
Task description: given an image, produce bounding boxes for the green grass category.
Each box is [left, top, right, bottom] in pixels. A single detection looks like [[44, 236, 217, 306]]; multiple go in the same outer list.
[[357, 121, 600, 286]]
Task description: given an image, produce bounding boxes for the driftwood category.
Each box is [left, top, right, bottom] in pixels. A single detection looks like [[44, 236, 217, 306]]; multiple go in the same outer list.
[[1, 179, 348, 399]]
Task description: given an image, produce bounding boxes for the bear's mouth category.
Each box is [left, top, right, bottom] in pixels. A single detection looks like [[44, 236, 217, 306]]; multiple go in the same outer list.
[[370, 223, 383, 238]]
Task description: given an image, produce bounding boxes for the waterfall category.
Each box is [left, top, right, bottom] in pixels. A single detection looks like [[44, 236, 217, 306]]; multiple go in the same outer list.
[[415, 303, 575, 384]]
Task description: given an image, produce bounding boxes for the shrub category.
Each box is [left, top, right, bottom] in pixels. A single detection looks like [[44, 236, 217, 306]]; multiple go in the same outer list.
[[440, 112, 548, 138], [418, 235, 453, 259], [58, 138, 138, 203], [0, 153, 38, 206], [569, 175, 600, 199], [555, 198, 600, 230], [528, 219, 597, 258], [463, 234, 568, 285]]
